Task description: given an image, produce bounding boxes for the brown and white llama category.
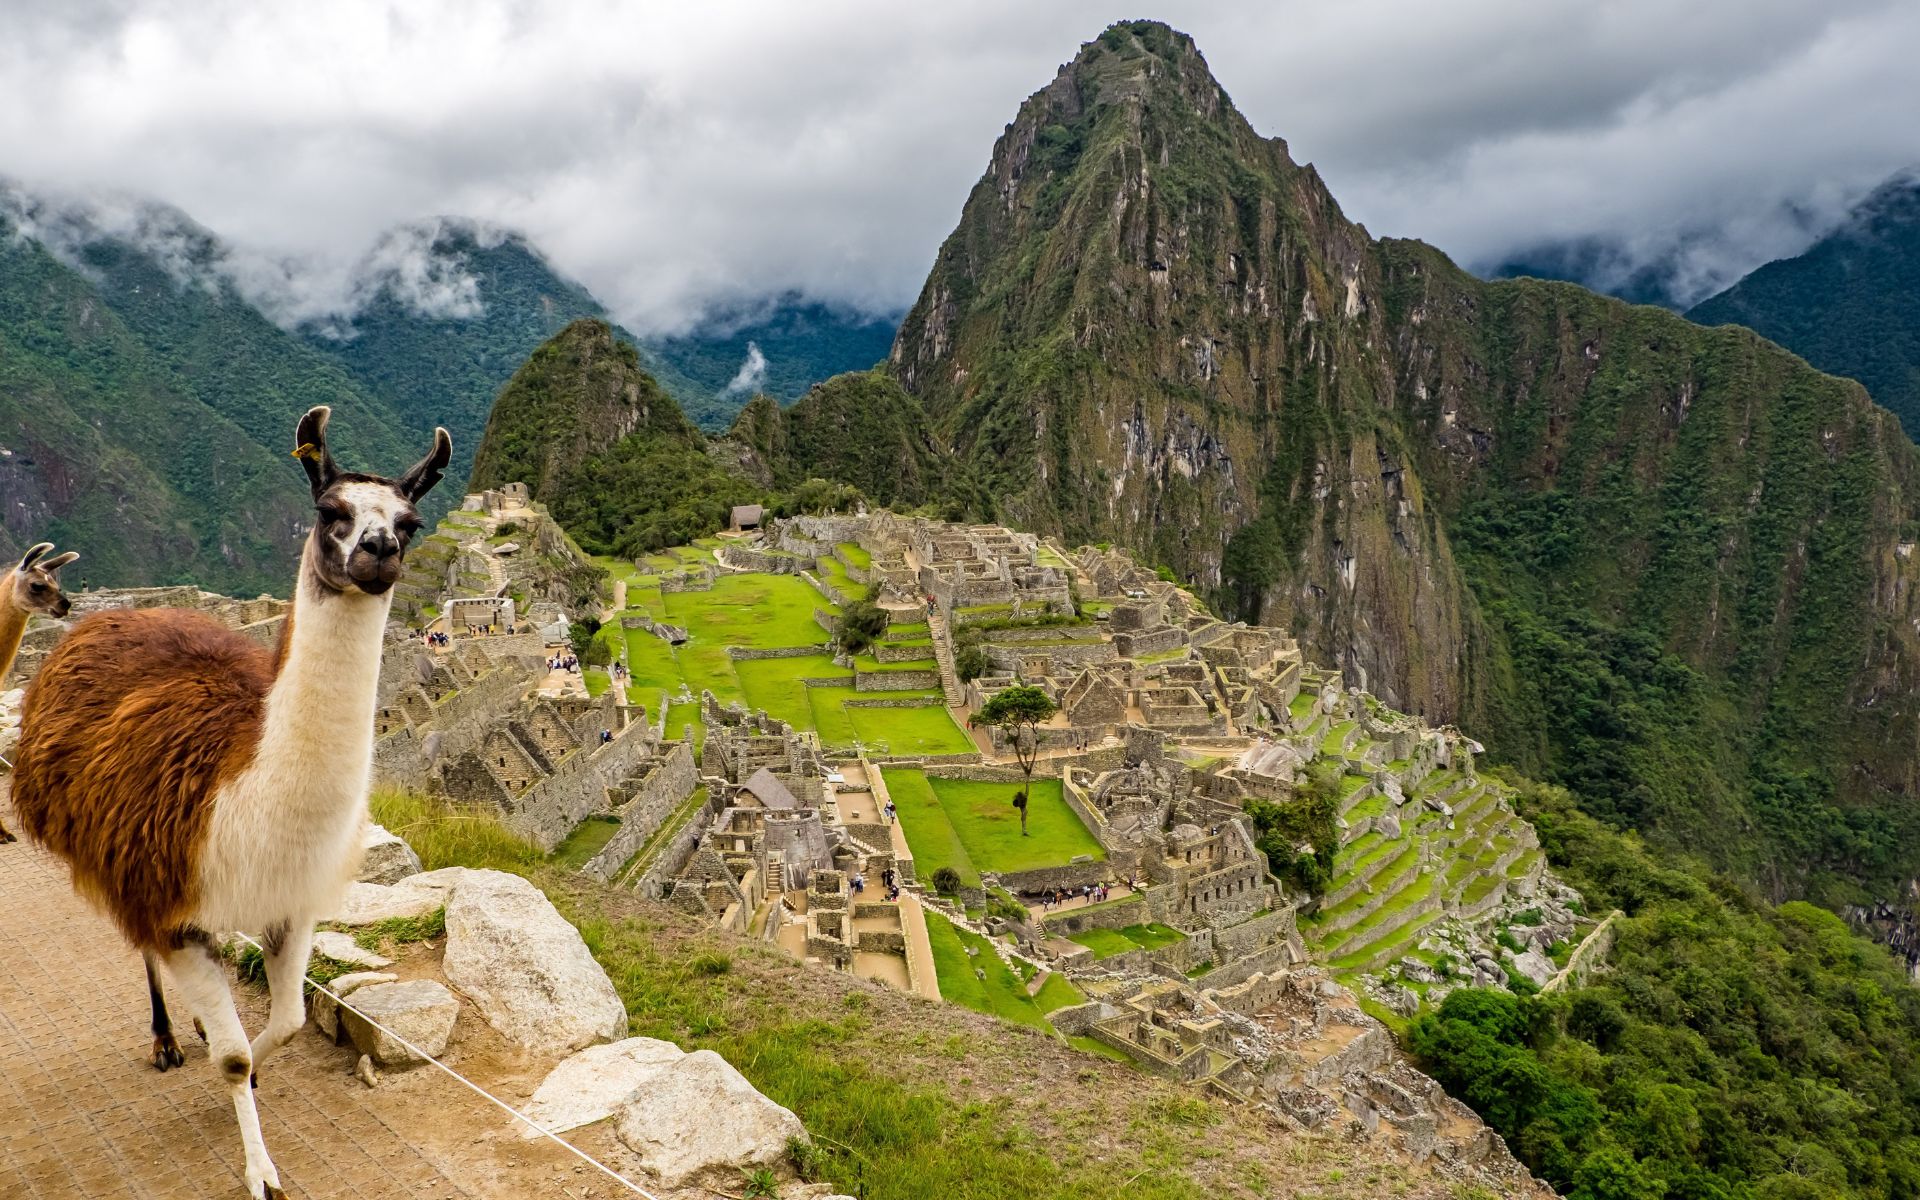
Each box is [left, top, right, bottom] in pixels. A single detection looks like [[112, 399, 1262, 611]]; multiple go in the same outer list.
[[12, 406, 449, 1200], [0, 541, 79, 842]]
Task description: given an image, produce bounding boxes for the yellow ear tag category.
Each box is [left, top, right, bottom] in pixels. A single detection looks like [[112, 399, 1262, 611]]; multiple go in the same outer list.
[[292, 443, 320, 462]]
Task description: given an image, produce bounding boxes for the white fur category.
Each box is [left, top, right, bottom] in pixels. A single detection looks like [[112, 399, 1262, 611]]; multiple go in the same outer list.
[[196, 524, 395, 934], [330, 480, 413, 555]]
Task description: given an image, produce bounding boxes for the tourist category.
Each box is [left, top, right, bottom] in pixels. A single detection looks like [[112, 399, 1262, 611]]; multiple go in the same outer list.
[[600, 729, 613, 745]]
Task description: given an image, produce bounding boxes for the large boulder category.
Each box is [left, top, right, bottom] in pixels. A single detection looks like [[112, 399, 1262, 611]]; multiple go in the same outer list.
[[519, 1037, 687, 1138], [613, 1050, 807, 1185], [339, 979, 460, 1067], [357, 823, 424, 884], [1510, 948, 1557, 988], [440, 869, 626, 1056], [311, 930, 392, 970]]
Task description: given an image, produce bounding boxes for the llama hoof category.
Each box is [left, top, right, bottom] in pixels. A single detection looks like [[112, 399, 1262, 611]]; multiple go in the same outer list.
[[149, 1032, 186, 1071], [259, 1184, 286, 1200], [193, 1018, 207, 1043], [0, 829, 15, 844]]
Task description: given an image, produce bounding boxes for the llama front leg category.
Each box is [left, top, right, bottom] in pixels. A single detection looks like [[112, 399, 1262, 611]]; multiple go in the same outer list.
[[164, 939, 285, 1200], [248, 920, 313, 1081]]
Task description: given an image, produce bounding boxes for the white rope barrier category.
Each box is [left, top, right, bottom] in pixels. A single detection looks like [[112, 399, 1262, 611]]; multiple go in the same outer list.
[[231, 932, 661, 1200]]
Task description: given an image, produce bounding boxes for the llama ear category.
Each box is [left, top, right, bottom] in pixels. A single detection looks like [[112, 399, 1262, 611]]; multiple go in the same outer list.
[[17, 542, 53, 571], [398, 427, 453, 502], [40, 551, 78, 572], [293, 405, 340, 498]]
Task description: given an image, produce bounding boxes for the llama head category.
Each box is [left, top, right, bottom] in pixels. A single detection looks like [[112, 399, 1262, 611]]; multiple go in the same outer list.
[[8, 543, 78, 618], [294, 405, 453, 598]]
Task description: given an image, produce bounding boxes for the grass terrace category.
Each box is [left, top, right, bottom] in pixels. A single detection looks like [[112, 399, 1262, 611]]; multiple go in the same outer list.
[[925, 911, 1081, 1031], [1066, 923, 1184, 960], [881, 770, 1103, 887], [835, 542, 872, 570]]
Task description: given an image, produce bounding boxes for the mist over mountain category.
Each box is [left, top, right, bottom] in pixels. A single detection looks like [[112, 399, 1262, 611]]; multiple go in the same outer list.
[[1688, 168, 1920, 435]]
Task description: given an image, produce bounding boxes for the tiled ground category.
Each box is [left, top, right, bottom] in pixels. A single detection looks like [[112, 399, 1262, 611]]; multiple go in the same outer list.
[[0, 803, 476, 1200]]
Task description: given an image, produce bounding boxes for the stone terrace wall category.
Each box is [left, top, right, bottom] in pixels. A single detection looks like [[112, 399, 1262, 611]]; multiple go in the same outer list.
[[635, 787, 729, 899], [855, 668, 940, 692], [580, 740, 699, 882], [499, 725, 660, 851]]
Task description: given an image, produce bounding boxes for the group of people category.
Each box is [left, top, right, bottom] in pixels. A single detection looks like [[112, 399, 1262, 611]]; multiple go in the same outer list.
[[548, 653, 582, 674], [849, 865, 903, 902], [1035, 880, 1131, 910], [420, 629, 452, 648]]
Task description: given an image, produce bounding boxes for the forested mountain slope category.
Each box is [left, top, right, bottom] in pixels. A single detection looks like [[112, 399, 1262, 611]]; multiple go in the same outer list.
[[1688, 171, 1920, 437]]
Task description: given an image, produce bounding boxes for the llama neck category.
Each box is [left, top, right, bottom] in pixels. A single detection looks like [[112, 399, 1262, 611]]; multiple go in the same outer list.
[[0, 601, 27, 681], [253, 553, 393, 797]]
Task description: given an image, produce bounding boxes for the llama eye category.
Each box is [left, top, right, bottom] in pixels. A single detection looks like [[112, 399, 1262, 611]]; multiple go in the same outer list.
[[396, 516, 422, 537], [316, 505, 351, 527]]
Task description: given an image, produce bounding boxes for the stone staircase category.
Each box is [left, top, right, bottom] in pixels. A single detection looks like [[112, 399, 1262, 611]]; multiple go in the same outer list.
[[926, 608, 966, 707]]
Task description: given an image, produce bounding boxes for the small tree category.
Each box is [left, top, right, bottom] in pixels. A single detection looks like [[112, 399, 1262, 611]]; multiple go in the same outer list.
[[838, 600, 891, 655], [969, 684, 1058, 836], [567, 617, 601, 659], [931, 865, 963, 895]]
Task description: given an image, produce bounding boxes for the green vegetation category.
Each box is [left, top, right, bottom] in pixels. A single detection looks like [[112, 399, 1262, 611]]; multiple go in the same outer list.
[[368, 788, 541, 875], [1408, 777, 1920, 1200], [724, 370, 946, 509], [1246, 760, 1341, 898], [924, 911, 1081, 1030], [881, 770, 1102, 887], [968, 686, 1059, 836], [550, 813, 622, 870], [470, 320, 765, 556], [1066, 923, 1184, 960]]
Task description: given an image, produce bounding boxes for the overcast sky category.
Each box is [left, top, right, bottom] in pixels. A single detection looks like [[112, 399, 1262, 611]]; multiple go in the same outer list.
[[2, 0, 1916, 333]]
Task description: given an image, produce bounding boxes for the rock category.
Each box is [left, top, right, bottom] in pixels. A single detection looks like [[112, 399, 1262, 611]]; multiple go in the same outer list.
[[613, 1050, 807, 1185], [339, 979, 460, 1067], [1399, 959, 1440, 985], [440, 869, 626, 1056], [330, 880, 448, 925], [311, 930, 393, 970], [357, 824, 423, 885], [311, 971, 398, 1040], [1511, 949, 1556, 987], [1375, 812, 1402, 839], [518, 1037, 687, 1139], [355, 1054, 379, 1089]]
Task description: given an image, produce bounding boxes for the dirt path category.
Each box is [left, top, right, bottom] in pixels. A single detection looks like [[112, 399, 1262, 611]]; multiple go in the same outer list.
[[0, 788, 614, 1200]]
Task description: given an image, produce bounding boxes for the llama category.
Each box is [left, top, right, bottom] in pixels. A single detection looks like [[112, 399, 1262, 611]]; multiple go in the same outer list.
[[12, 406, 450, 1200], [0, 541, 79, 842]]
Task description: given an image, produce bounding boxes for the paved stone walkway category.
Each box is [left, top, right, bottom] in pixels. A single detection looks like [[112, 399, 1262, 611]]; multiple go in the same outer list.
[[0, 794, 480, 1200]]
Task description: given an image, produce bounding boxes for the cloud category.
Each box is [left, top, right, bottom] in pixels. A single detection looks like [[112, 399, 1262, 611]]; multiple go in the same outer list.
[[723, 342, 770, 395], [0, 1, 1913, 329]]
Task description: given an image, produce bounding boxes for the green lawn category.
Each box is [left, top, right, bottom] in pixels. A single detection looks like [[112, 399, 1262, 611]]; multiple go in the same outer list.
[[550, 814, 621, 869], [735, 654, 850, 730], [836, 542, 872, 570], [924, 911, 1079, 1031], [847, 705, 972, 756], [882, 769, 1103, 885], [1066, 928, 1136, 959], [663, 573, 834, 650], [1067, 923, 1185, 960]]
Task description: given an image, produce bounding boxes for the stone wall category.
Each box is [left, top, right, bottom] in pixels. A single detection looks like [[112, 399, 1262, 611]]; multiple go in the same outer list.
[[635, 787, 728, 899], [854, 668, 940, 692], [579, 740, 700, 882], [371, 659, 535, 789], [1113, 627, 1188, 659], [493, 724, 661, 850], [717, 544, 806, 574]]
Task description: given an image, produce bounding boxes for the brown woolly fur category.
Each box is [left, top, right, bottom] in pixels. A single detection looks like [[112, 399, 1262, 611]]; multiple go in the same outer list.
[[12, 608, 274, 949]]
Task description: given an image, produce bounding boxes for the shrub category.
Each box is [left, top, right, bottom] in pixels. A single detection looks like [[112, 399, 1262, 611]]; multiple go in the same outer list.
[[931, 866, 964, 895], [838, 600, 890, 654]]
